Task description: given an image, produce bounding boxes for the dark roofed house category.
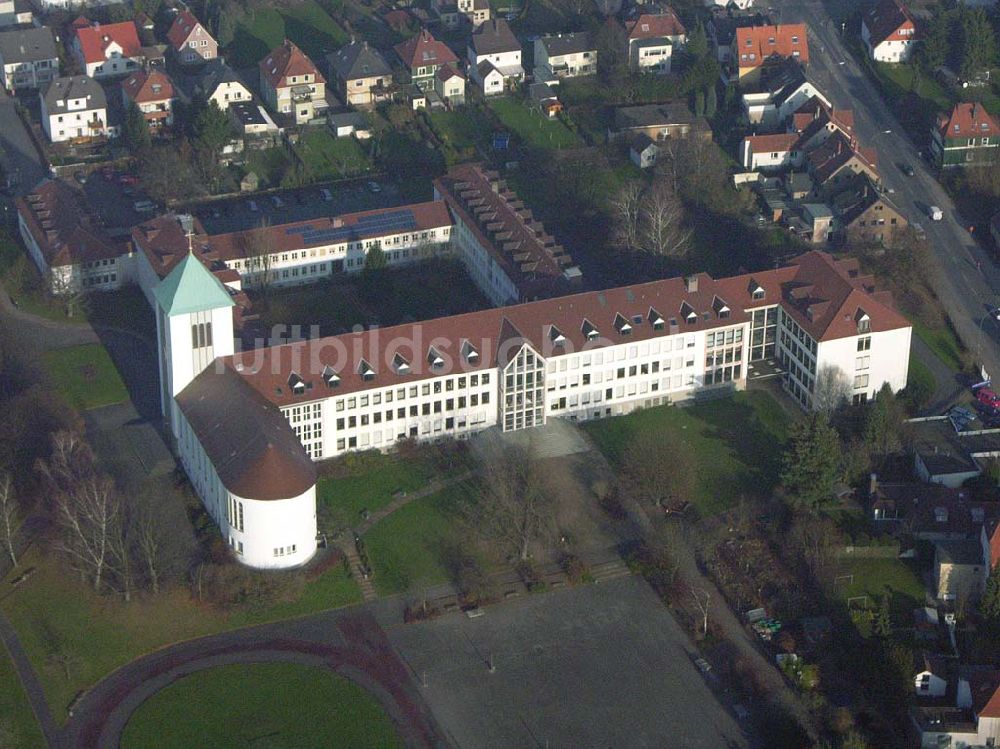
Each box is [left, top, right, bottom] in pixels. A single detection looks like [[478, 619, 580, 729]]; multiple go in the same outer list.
[[861, 0, 918, 63], [327, 41, 392, 108], [829, 172, 906, 246], [534, 32, 596, 80], [0, 27, 58, 92], [395, 29, 458, 92], [610, 102, 711, 142], [467, 19, 523, 94]]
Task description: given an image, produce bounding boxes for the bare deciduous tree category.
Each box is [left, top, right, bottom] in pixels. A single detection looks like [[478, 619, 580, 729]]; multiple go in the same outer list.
[[641, 182, 691, 257], [54, 475, 121, 592], [469, 443, 553, 562], [622, 429, 697, 509], [0, 472, 19, 567], [241, 218, 273, 292], [611, 181, 644, 250], [690, 587, 711, 635], [813, 364, 852, 413]]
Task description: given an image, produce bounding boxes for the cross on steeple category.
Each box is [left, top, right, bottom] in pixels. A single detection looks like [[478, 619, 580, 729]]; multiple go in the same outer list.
[[186, 228, 194, 255]]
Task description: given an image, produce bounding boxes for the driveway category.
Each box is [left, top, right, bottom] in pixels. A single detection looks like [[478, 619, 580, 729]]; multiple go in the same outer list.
[[0, 89, 47, 195], [770, 0, 1000, 377]]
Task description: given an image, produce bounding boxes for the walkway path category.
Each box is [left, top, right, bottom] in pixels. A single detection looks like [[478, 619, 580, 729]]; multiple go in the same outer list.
[[0, 609, 60, 748]]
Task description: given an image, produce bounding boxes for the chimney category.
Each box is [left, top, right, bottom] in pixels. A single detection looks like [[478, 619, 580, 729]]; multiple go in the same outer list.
[[869, 473, 878, 497], [684, 275, 698, 293]]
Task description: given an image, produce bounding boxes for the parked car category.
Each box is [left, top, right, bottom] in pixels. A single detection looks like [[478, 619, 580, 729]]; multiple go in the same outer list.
[[366, 181, 381, 193], [900, 162, 915, 177], [119, 174, 139, 186], [73, 170, 87, 184], [912, 222, 926, 239], [929, 205, 944, 221], [975, 387, 1000, 411], [248, 200, 259, 212], [992, 307, 1000, 322], [320, 188, 332, 201], [271, 195, 284, 208]]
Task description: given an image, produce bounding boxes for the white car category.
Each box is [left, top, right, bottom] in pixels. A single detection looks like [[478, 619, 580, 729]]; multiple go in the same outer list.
[[929, 205, 943, 221]]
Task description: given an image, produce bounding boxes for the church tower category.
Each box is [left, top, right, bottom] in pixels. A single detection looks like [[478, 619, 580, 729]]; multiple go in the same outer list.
[[153, 253, 235, 436]]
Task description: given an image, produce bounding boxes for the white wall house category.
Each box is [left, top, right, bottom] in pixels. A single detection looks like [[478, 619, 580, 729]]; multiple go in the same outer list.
[[72, 19, 144, 79], [862, 0, 919, 63], [534, 33, 596, 81], [0, 28, 58, 93], [742, 78, 829, 128], [467, 19, 523, 94], [739, 133, 803, 171], [40, 75, 112, 143]]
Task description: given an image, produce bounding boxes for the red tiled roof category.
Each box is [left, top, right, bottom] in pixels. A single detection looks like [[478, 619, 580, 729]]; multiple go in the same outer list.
[[864, 0, 917, 47], [15, 179, 120, 269], [745, 132, 800, 153], [167, 10, 210, 51], [937, 102, 1000, 141], [75, 20, 141, 65], [626, 10, 686, 40], [980, 683, 1000, 718], [734, 23, 809, 69], [122, 69, 174, 104], [393, 29, 457, 69], [259, 39, 324, 89], [808, 131, 879, 184], [436, 63, 464, 82], [227, 250, 908, 407], [132, 213, 211, 279]]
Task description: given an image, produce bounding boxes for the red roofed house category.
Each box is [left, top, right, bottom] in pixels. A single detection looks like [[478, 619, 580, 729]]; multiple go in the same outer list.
[[72, 18, 144, 79], [740, 132, 803, 171], [932, 101, 1000, 168], [624, 10, 686, 74], [259, 39, 326, 125], [394, 29, 459, 92], [122, 69, 175, 130], [16, 179, 125, 294], [167, 10, 218, 66], [807, 130, 881, 192], [732, 23, 809, 81], [861, 0, 918, 63], [435, 64, 465, 106]]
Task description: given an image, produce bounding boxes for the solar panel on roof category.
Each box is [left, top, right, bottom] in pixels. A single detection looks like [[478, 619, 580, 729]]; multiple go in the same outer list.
[[283, 209, 418, 247]]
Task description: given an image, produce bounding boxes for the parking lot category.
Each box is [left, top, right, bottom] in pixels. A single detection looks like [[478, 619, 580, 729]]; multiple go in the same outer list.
[[185, 178, 404, 235], [387, 576, 748, 749], [80, 168, 155, 235]]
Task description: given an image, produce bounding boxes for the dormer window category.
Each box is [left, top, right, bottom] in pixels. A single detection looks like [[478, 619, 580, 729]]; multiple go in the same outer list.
[[322, 365, 340, 387], [427, 346, 445, 370], [856, 309, 871, 334], [649, 307, 665, 330], [461, 340, 480, 363], [581, 319, 599, 341], [713, 296, 731, 319], [749, 279, 765, 300], [358, 359, 376, 381], [614, 313, 632, 335], [392, 353, 411, 375], [288, 372, 306, 393], [549, 325, 566, 346]]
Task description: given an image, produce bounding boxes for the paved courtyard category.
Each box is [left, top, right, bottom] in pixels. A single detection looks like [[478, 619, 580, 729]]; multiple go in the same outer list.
[[387, 575, 748, 749]]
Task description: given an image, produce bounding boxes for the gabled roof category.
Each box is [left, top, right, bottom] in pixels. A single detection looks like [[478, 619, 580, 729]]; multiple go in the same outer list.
[[613, 102, 706, 131], [74, 20, 141, 65], [394, 29, 457, 69], [734, 23, 809, 68], [176, 367, 316, 501], [469, 18, 520, 57], [744, 132, 800, 153], [154, 252, 235, 316], [167, 10, 212, 51], [0, 27, 57, 65], [808, 131, 879, 185], [937, 102, 1000, 141], [538, 32, 593, 57], [192, 59, 249, 98], [864, 0, 917, 47], [626, 9, 686, 40], [122, 69, 174, 104], [328, 40, 392, 81], [829, 172, 900, 226], [42, 75, 107, 114], [259, 39, 324, 89], [436, 63, 464, 82]]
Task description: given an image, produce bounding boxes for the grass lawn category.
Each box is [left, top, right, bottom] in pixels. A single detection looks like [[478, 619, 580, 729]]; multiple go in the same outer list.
[[911, 316, 968, 372], [295, 130, 371, 180], [585, 390, 793, 515], [427, 107, 493, 164], [875, 62, 952, 111], [120, 663, 401, 749], [836, 557, 926, 623], [85, 284, 156, 340], [0, 548, 360, 723], [42, 344, 128, 411], [0, 229, 80, 324], [226, 0, 347, 68], [364, 481, 479, 595], [0, 647, 45, 749], [489, 97, 579, 150], [246, 146, 295, 189]]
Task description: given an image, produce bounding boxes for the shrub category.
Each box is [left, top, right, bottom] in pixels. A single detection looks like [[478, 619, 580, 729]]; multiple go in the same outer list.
[[304, 548, 345, 581], [197, 563, 305, 609], [561, 553, 589, 584]]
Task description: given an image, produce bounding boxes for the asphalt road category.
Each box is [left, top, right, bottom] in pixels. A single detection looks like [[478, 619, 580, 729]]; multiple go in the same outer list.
[[772, 0, 1000, 379]]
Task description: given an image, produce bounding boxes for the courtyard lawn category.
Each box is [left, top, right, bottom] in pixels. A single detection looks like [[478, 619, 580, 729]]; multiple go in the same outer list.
[[836, 557, 926, 622], [120, 663, 401, 749], [489, 97, 579, 150], [0, 648, 45, 749], [226, 0, 348, 68], [911, 316, 967, 372], [0, 548, 360, 723], [585, 390, 793, 515], [428, 108, 491, 152], [295, 130, 371, 180], [246, 145, 295, 189], [364, 481, 478, 595], [0, 229, 79, 324], [42, 344, 128, 411]]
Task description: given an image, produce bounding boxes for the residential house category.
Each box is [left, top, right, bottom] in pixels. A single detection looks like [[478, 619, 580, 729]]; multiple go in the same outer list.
[[328, 111, 370, 138], [16, 179, 124, 293], [861, 0, 918, 63], [934, 535, 988, 602], [739, 132, 803, 171], [528, 82, 561, 118], [394, 29, 458, 93], [327, 41, 392, 109], [830, 173, 905, 245], [188, 60, 253, 111], [931, 102, 1000, 168], [731, 23, 809, 81], [0, 0, 33, 27], [625, 10, 686, 73], [467, 19, 523, 95], [72, 18, 144, 79], [807, 131, 880, 194], [906, 416, 1000, 488], [915, 653, 950, 698], [797, 203, 835, 243], [122, 69, 175, 130], [912, 672, 1000, 748], [708, 12, 771, 64], [741, 58, 828, 128], [790, 97, 855, 153], [534, 33, 596, 81], [782, 171, 815, 200], [229, 101, 279, 143], [167, 10, 217, 66], [870, 478, 999, 541], [431, 0, 490, 28], [0, 27, 58, 92], [631, 134, 660, 168], [434, 64, 465, 106], [40, 75, 111, 143], [609, 102, 712, 142], [259, 40, 327, 125]]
